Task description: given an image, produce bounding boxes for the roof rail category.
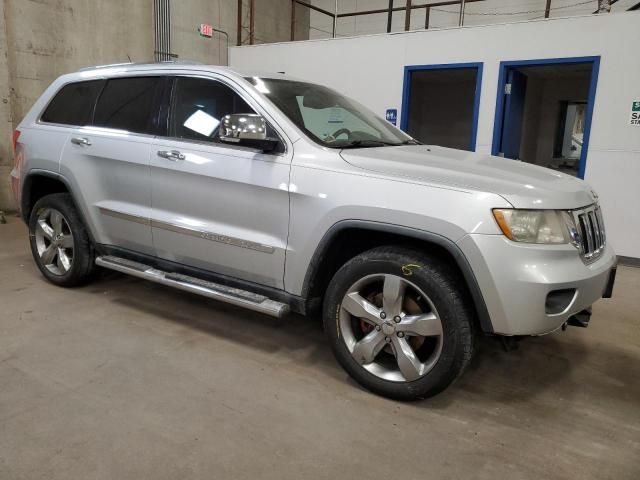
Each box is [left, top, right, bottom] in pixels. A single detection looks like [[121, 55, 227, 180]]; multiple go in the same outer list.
[[77, 59, 203, 72]]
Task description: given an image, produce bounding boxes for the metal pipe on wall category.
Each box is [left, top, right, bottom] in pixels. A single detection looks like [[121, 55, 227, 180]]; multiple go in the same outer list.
[[213, 28, 230, 66], [237, 0, 243, 45], [291, 0, 296, 41], [459, 0, 466, 26], [405, 0, 412, 31], [154, 0, 172, 61], [249, 0, 255, 44]]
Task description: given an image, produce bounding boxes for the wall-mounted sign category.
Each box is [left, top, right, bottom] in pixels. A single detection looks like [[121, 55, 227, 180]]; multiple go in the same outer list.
[[630, 101, 640, 126], [385, 108, 397, 126], [199, 23, 213, 38]]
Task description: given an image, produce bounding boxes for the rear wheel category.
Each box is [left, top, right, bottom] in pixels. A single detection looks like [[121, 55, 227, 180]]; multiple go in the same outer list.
[[28, 193, 95, 287], [323, 246, 475, 400]]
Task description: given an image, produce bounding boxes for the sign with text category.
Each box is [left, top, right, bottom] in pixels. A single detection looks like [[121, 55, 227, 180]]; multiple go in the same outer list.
[[199, 23, 213, 38], [630, 101, 640, 126], [385, 108, 397, 126]]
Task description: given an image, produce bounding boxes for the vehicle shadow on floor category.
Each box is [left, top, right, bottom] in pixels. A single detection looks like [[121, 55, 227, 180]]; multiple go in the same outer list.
[[91, 270, 640, 408]]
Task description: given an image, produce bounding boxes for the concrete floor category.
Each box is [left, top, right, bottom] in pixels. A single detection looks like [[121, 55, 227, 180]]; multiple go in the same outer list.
[[1, 216, 638, 480]]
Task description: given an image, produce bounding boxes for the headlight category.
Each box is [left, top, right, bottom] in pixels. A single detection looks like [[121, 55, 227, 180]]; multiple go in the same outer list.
[[492, 209, 571, 244]]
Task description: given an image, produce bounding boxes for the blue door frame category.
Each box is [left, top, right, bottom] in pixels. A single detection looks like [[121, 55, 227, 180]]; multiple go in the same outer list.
[[491, 56, 601, 179], [400, 62, 483, 151]]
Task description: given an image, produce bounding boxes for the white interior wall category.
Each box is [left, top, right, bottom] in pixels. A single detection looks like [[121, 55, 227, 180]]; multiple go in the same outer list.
[[230, 13, 640, 259]]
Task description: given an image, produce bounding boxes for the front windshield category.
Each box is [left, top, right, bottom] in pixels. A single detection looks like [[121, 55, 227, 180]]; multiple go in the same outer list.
[[246, 77, 417, 148]]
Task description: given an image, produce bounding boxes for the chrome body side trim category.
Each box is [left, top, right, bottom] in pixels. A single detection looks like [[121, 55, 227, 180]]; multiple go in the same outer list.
[[98, 207, 151, 226], [98, 206, 275, 254]]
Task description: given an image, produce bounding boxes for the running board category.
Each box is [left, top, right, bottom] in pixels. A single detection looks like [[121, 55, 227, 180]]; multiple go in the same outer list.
[[95, 256, 290, 318]]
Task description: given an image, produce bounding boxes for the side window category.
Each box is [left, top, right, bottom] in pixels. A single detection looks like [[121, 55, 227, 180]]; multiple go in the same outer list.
[[170, 77, 255, 142], [41, 80, 105, 126], [93, 77, 161, 134]]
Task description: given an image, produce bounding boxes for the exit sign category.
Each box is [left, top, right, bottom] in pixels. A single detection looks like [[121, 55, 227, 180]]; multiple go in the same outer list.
[[199, 23, 213, 37]]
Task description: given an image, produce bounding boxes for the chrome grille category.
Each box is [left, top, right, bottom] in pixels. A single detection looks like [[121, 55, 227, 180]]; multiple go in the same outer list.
[[571, 204, 606, 262]]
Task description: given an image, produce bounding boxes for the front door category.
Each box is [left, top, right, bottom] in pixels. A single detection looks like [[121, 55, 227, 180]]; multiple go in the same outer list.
[[149, 76, 291, 288]]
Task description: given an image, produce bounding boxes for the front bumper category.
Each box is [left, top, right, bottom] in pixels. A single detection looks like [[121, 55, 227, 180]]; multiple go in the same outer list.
[[458, 234, 617, 336]]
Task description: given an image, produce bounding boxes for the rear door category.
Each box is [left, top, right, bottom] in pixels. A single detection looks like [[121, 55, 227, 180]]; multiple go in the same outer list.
[[59, 76, 165, 255], [148, 75, 292, 288]]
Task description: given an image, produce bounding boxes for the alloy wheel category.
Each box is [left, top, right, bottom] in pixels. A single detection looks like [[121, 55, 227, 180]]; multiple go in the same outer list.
[[339, 274, 443, 382], [34, 208, 75, 275]]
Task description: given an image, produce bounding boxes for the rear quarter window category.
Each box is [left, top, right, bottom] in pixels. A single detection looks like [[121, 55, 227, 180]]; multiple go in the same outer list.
[[40, 80, 105, 126], [93, 77, 162, 134]]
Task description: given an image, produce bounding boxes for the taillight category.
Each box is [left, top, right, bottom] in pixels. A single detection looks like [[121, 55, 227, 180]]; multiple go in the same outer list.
[[10, 129, 22, 203], [12, 129, 20, 158]]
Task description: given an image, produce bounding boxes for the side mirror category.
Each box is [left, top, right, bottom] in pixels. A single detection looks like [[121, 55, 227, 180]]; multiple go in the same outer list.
[[218, 113, 279, 152]]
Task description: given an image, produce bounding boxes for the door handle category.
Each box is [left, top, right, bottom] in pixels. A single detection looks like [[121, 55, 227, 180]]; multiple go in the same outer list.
[[157, 150, 185, 161], [70, 137, 91, 146]]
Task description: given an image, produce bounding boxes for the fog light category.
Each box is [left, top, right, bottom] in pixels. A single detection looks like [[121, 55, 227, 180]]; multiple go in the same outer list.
[[545, 289, 576, 315]]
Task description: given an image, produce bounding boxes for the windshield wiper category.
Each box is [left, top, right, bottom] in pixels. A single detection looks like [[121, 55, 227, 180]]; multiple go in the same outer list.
[[338, 139, 403, 149]]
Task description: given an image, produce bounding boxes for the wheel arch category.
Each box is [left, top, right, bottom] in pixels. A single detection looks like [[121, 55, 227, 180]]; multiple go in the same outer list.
[[301, 220, 494, 334], [21, 169, 96, 244]]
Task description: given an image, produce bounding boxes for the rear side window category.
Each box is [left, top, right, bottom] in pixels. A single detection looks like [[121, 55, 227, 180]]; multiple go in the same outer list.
[[41, 80, 104, 126], [93, 77, 161, 134]]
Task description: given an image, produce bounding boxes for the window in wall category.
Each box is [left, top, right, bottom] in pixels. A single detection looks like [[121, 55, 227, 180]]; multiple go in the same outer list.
[[93, 77, 161, 134], [41, 80, 105, 126]]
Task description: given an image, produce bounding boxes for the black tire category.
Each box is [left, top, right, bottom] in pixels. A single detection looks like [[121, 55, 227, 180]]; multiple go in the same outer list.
[[323, 246, 475, 400], [28, 193, 95, 287]]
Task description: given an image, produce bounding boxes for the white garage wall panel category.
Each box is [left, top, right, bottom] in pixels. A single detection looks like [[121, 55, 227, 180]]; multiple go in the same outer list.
[[230, 13, 640, 259]]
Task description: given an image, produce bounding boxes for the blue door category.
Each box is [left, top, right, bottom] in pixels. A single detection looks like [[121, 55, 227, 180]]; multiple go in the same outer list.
[[500, 69, 527, 159]]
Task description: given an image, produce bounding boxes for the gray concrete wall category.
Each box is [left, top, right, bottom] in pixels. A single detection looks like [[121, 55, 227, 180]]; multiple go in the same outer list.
[[0, 0, 14, 211], [171, 0, 309, 64], [0, 0, 155, 211], [0, 0, 304, 211], [172, 0, 237, 65]]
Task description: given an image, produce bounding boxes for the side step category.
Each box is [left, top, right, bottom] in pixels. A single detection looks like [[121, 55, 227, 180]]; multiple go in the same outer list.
[[95, 256, 290, 318]]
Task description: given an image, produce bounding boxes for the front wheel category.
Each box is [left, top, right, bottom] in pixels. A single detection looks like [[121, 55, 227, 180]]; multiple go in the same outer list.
[[323, 246, 475, 400]]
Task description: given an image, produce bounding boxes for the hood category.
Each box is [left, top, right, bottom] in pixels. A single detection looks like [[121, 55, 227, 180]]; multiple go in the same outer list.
[[340, 145, 596, 209]]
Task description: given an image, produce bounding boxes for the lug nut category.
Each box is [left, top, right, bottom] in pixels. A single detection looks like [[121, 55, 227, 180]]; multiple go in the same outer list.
[[397, 332, 405, 338], [385, 337, 391, 343], [375, 325, 381, 331], [380, 312, 387, 319], [393, 315, 401, 323]]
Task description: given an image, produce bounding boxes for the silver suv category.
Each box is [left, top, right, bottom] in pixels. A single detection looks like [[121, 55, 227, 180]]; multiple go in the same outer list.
[[9, 63, 617, 399]]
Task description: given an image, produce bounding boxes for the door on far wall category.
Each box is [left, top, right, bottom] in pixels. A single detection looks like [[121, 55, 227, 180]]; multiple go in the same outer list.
[[402, 64, 482, 151], [499, 69, 527, 160], [493, 59, 598, 178]]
